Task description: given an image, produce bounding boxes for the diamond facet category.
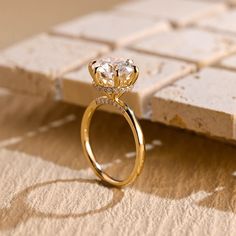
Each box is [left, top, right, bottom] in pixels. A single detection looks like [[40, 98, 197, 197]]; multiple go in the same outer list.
[[89, 57, 138, 96], [117, 59, 134, 83], [91, 57, 135, 87]]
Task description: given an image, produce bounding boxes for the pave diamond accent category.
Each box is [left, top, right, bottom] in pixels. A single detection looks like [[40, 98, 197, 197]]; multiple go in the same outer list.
[[95, 97, 126, 114], [92, 82, 134, 94]]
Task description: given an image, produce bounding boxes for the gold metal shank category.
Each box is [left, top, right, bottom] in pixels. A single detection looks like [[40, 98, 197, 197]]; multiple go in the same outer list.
[[81, 97, 145, 187]]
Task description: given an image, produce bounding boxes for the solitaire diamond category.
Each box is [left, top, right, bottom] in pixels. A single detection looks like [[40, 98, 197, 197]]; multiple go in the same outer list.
[[89, 57, 139, 95], [91, 58, 135, 87]]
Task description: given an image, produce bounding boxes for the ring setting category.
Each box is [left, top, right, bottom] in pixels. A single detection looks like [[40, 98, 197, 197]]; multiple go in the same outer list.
[[81, 57, 145, 187], [89, 58, 138, 96]]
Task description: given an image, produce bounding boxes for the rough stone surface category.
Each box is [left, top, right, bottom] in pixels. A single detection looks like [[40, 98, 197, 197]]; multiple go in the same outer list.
[[52, 11, 170, 47], [116, 0, 227, 26], [131, 28, 236, 67], [1, 89, 236, 236], [197, 9, 236, 35], [0, 34, 109, 96], [152, 68, 236, 140], [219, 54, 236, 71]]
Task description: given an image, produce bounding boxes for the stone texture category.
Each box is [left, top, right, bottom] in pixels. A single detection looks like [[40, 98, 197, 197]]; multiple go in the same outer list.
[[219, 54, 236, 71], [131, 28, 236, 67], [116, 0, 226, 26], [2, 90, 236, 236], [152, 68, 236, 140], [198, 9, 236, 35], [0, 34, 109, 97], [61, 49, 195, 118], [52, 11, 170, 47]]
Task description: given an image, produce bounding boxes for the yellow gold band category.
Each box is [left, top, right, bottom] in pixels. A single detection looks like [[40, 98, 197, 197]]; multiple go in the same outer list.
[[81, 96, 145, 187]]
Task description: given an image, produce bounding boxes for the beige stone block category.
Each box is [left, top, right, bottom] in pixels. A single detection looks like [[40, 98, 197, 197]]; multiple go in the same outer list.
[[219, 54, 236, 70], [152, 68, 236, 140], [198, 9, 236, 35], [52, 11, 170, 47], [61, 49, 195, 118], [0, 34, 109, 97], [116, 0, 226, 26], [131, 28, 236, 67]]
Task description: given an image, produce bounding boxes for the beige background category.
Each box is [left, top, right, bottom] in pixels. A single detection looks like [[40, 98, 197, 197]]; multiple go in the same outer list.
[[0, 1, 236, 235], [0, 0, 123, 49]]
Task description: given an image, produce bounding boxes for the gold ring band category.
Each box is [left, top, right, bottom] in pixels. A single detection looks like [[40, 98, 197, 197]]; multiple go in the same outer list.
[[81, 96, 145, 187], [81, 58, 146, 187]]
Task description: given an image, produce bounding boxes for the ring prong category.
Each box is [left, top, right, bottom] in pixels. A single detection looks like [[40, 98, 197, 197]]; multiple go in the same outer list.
[[114, 69, 120, 87], [88, 61, 101, 85], [129, 65, 139, 86], [88, 61, 96, 77], [94, 68, 102, 85]]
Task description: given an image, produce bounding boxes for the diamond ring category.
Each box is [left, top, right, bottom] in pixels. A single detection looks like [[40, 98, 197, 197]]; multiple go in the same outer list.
[[81, 58, 145, 187]]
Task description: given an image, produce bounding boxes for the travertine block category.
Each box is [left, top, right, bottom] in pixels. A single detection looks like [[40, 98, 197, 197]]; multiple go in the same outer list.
[[219, 54, 236, 70], [116, 0, 226, 26], [131, 28, 236, 67], [152, 68, 236, 140], [61, 49, 195, 118], [52, 11, 170, 47], [197, 9, 236, 35], [0, 34, 109, 97]]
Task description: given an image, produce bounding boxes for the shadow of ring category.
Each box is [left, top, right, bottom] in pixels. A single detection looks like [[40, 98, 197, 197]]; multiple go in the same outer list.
[[11, 178, 125, 219]]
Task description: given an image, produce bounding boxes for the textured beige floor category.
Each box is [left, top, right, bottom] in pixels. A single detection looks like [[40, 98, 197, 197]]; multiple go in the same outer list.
[[1, 80, 236, 236], [1, 1, 236, 236]]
